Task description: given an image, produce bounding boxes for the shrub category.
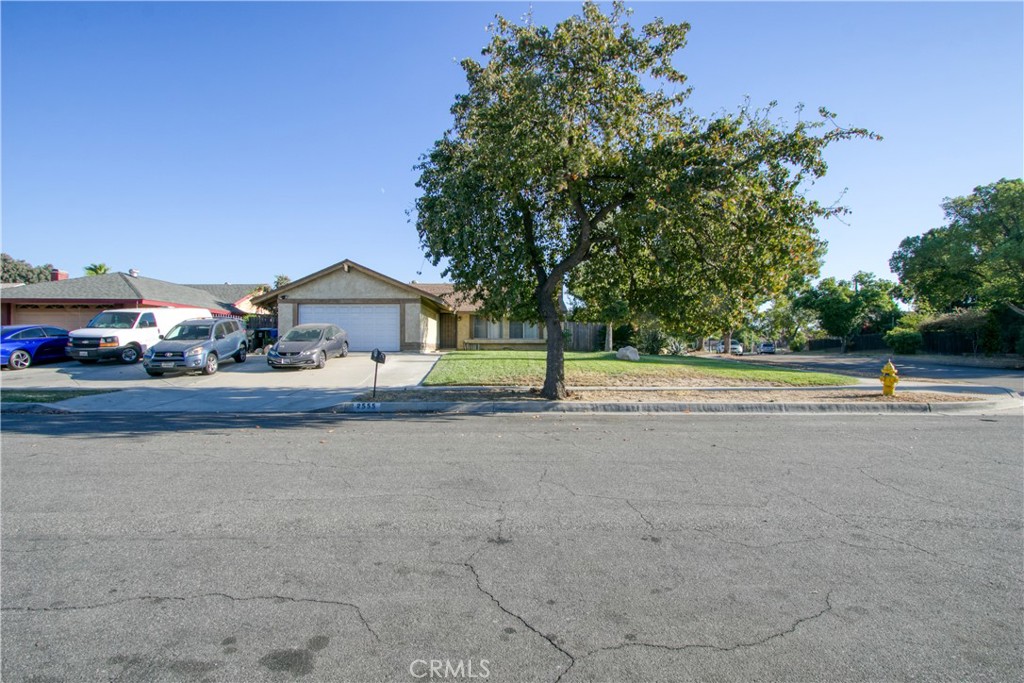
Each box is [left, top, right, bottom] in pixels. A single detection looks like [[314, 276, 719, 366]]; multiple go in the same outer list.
[[884, 328, 923, 354], [789, 333, 807, 352], [636, 326, 670, 355], [666, 338, 686, 356]]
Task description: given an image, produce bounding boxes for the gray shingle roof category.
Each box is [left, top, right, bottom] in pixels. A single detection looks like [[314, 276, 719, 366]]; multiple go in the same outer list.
[[0, 273, 245, 314], [186, 284, 263, 304]]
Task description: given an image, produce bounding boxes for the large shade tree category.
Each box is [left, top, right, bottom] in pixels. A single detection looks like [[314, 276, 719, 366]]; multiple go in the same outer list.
[[415, 2, 875, 398], [1, 253, 53, 284], [798, 272, 900, 352], [889, 178, 1023, 313]]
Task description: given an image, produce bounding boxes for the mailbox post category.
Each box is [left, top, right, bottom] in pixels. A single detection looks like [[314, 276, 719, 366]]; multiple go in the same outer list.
[[370, 348, 387, 398]]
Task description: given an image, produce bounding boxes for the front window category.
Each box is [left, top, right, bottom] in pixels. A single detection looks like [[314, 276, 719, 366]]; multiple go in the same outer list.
[[138, 313, 157, 328], [509, 321, 541, 340], [87, 312, 140, 329], [164, 323, 213, 341], [472, 317, 502, 339]]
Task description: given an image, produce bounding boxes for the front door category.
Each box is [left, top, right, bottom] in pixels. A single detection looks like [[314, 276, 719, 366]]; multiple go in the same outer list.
[[440, 314, 457, 349]]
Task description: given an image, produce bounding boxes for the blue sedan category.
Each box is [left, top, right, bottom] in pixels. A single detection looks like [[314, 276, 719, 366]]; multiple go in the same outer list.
[[1, 325, 70, 370]]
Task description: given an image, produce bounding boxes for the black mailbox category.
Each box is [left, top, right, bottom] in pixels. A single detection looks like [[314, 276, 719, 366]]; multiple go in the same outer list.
[[370, 349, 387, 364]]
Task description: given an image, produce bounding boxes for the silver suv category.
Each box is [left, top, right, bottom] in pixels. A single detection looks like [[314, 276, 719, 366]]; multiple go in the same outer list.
[[142, 318, 248, 376]]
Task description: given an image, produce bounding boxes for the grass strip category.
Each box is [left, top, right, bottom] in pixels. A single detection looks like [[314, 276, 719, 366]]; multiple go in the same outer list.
[[424, 351, 853, 387]]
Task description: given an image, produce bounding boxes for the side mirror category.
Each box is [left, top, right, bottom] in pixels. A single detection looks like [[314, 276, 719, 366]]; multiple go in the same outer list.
[[158, 334, 165, 340], [216, 333, 225, 340]]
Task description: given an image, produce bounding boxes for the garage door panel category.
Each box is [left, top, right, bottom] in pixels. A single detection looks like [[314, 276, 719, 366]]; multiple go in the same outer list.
[[298, 304, 400, 352]]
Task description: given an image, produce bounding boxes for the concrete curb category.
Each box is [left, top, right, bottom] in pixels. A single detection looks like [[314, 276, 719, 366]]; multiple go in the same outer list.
[[322, 397, 1016, 416]]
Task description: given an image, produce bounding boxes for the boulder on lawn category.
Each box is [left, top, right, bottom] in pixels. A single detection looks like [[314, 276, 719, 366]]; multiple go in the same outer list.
[[616, 346, 640, 361]]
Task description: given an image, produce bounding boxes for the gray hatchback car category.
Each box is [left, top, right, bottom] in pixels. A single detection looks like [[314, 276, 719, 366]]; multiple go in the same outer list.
[[142, 317, 248, 376]]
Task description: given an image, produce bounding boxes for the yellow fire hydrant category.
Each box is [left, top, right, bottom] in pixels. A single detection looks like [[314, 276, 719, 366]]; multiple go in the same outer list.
[[880, 360, 899, 396]]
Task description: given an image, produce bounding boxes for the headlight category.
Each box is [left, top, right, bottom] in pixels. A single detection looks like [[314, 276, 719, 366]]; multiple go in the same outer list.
[[299, 348, 317, 356], [144, 349, 155, 360], [185, 347, 204, 357], [99, 336, 119, 348], [268, 347, 280, 357]]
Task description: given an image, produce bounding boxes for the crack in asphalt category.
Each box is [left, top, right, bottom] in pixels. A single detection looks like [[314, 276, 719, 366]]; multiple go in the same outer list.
[[1, 592, 380, 642], [625, 500, 656, 530], [583, 591, 834, 659], [781, 486, 1023, 586], [462, 562, 576, 682]]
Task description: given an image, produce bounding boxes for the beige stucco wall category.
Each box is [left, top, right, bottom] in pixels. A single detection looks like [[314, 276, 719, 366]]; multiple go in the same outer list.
[[277, 303, 295, 332], [286, 267, 413, 300], [418, 306, 439, 352], [456, 314, 472, 348]]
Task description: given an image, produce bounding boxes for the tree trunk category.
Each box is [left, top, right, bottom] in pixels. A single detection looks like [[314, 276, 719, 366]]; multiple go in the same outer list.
[[540, 291, 568, 400], [605, 322, 613, 352]]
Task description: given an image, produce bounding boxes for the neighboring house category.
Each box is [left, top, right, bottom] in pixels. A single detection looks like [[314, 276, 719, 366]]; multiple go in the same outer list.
[[0, 271, 259, 329], [250, 259, 548, 352], [186, 284, 267, 315]]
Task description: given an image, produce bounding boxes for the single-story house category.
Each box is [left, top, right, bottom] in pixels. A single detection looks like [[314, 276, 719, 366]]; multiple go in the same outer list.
[[250, 259, 549, 352], [0, 270, 262, 329]]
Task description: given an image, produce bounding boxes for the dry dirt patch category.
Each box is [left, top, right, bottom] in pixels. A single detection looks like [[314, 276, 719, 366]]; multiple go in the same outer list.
[[359, 388, 980, 404]]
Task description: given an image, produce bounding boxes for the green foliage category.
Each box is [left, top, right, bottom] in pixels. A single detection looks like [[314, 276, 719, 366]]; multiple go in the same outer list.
[[273, 275, 292, 289], [596, 323, 634, 350], [884, 328, 923, 354], [636, 324, 671, 355], [890, 178, 1023, 311], [981, 314, 1002, 354], [84, 263, 110, 276], [415, 2, 876, 398], [1015, 328, 1024, 356], [798, 272, 900, 351], [2, 253, 54, 284], [788, 334, 807, 352]]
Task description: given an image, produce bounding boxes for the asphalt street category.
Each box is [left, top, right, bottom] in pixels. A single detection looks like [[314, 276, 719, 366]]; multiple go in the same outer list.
[[733, 353, 1024, 396], [2, 413, 1021, 682]]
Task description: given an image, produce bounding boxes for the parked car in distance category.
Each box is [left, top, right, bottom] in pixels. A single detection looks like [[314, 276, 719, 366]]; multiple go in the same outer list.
[[758, 341, 776, 354], [267, 324, 348, 369], [67, 307, 212, 364], [1, 325, 70, 370], [142, 317, 248, 376], [716, 340, 744, 355]]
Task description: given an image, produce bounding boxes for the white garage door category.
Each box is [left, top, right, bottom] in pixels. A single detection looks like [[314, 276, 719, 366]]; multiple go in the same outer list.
[[298, 304, 400, 352]]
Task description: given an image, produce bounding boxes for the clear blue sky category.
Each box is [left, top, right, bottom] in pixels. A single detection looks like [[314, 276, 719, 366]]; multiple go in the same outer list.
[[3, 1, 1022, 288]]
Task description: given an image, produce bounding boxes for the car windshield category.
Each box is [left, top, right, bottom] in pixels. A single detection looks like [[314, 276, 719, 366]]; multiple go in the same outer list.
[[282, 327, 324, 342], [164, 324, 213, 341], [87, 312, 140, 329]]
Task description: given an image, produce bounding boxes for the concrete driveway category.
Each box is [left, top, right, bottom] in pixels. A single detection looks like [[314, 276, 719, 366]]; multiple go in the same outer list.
[[0, 353, 439, 412]]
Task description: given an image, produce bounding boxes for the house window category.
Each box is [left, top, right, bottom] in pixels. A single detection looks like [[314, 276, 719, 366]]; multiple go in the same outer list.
[[471, 316, 502, 339], [509, 321, 541, 339]]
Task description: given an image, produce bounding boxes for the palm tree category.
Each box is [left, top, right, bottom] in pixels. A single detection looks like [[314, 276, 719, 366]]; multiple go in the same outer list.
[[84, 263, 110, 276]]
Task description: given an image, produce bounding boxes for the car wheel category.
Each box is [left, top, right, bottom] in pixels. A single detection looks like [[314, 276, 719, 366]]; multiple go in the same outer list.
[[340, 342, 349, 358], [234, 346, 247, 363], [8, 349, 32, 370], [201, 352, 219, 375], [315, 350, 326, 369], [119, 345, 141, 364], [145, 370, 164, 377]]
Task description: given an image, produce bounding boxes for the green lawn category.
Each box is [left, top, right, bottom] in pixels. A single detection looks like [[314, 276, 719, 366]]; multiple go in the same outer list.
[[424, 351, 854, 387]]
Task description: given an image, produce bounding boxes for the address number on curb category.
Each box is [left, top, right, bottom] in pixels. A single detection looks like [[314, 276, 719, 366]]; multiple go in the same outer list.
[[352, 402, 381, 412]]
